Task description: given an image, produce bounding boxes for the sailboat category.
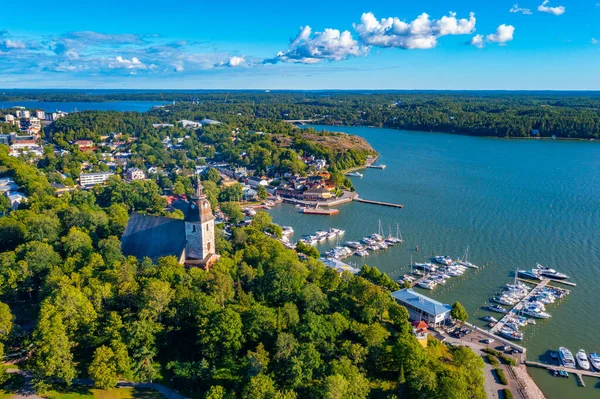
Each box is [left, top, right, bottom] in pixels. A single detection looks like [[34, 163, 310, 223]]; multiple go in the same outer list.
[[457, 245, 478, 269], [386, 223, 404, 244]]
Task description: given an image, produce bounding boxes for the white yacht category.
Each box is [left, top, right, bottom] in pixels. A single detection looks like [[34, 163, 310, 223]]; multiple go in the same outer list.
[[345, 171, 363, 177], [345, 241, 363, 249], [499, 327, 523, 341], [588, 352, 600, 371], [576, 349, 591, 370], [483, 316, 498, 323], [418, 281, 435, 290], [521, 306, 551, 319], [434, 255, 453, 265], [559, 347, 576, 368], [492, 296, 517, 306], [536, 263, 569, 280]]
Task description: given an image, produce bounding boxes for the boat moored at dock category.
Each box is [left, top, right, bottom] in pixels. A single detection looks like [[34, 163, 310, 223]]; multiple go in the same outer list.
[[576, 349, 591, 370], [559, 347, 576, 368]]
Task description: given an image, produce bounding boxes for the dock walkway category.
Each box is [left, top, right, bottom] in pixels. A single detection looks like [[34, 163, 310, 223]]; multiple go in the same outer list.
[[525, 360, 600, 384], [490, 278, 551, 334], [355, 198, 404, 208]]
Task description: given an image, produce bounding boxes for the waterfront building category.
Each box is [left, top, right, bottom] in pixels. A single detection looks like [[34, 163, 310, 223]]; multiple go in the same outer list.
[[79, 172, 114, 187], [391, 288, 452, 326], [4, 115, 15, 124], [302, 187, 333, 201], [35, 110, 45, 120], [121, 178, 219, 269]]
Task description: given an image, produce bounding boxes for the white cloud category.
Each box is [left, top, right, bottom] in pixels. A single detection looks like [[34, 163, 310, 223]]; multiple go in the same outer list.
[[268, 26, 366, 64], [592, 38, 599, 45], [3, 39, 26, 49], [110, 56, 152, 70], [486, 24, 515, 44], [538, 0, 565, 15], [469, 25, 515, 48], [509, 4, 533, 14], [353, 11, 476, 50], [227, 56, 245, 67], [470, 34, 485, 49]]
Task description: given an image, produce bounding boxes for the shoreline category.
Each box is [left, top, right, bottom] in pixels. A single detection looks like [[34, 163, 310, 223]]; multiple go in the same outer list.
[[311, 123, 599, 143], [514, 365, 547, 399]]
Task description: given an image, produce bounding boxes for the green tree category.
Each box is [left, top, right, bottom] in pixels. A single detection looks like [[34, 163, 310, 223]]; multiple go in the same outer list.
[[451, 302, 468, 322], [32, 305, 76, 385], [89, 346, 118, 389], [256, 185, 268, 200], [221, 202, 244, 224]]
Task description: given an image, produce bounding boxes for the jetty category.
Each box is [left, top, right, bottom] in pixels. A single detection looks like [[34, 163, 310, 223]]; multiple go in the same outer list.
[[525, 361, 600, 385], [490, 278, 552, 334], [303, 208, 339, 215], [355, 198, 404, 208]]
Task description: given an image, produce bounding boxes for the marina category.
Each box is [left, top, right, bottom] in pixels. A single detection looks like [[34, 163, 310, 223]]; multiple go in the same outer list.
[[269, 124, 600, 399]]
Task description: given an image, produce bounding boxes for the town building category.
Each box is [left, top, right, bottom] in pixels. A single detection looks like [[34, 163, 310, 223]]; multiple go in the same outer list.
[[302, 187, 333, 201], [152, 123, 174, 128], [178, 120, 202, 129], [121, 178, 219, 269], [79, 172, 114, 187], [247, 177, 269, 189], [412, 320, 429, 348], [125, 167, 146, 181], [75, 140, 95, 150], [6, 192, 28, 210], [35, 110, 46, 120], [200, 118, 221, 125], [4, 115, 15, 124], [319, 258, 360, 275], [391, 289, 451, 326]]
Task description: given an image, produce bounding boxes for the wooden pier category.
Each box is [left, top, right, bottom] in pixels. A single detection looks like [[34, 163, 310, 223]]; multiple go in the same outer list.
[[355, 198, 404, 208], [490, 278, 551, 334], [517, 277, 576, 288], [525, 361, 598, 385]]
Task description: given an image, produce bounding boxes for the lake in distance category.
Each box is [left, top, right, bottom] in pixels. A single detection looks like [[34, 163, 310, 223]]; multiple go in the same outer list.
[[267, 125, 600, 398], [0, 100, 160, 113]]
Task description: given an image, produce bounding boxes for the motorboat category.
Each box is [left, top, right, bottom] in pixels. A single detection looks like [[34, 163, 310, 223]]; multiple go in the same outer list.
[[576, 349, 590, 370], [499, 327, 523, 341], [517, 269, 542, 280], [345, 171, 363, 177], [403, 274, 415, 282], [355, 250, 369, 257], [521, 306, 551, 319], [588, 352, 600, 371], [415, 263, 437, 272], [345, 241, 363, 249], [281, 226, 294, 235], [434, 255, 453, 265], [492, 296, 517, 306], [559, 347, 576, 368], [487, 304, 508, 314], [483, 316, 498, 323], [417, 281, 435, 290], [536, 263, 569, 280]]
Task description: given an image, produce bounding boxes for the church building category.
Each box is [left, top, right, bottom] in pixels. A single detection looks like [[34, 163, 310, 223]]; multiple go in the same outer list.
[[121, 177, 219, 269]]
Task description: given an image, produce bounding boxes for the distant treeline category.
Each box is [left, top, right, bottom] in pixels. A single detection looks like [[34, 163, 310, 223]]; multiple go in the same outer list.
[[3, 91, 600, 138]]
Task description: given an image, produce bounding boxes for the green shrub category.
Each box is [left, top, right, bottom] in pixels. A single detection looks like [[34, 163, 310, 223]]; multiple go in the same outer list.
[[494, 368, 508, 385], [502, 388, 514, 399], [485, 354, 499, 366]]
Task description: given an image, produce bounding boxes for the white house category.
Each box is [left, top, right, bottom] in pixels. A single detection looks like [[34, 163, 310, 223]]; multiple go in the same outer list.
[[178, 120, 202, 129], [6, 192, 28, 210], [126, 167, 146, 181], [79, 172, 114, 187]]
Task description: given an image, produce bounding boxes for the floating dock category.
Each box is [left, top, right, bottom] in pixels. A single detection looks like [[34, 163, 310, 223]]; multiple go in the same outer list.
[[490, 278, 551, 334], [525, 361, 599, 385], [355, 198, 404, 208], [303, 208, 339, 215]]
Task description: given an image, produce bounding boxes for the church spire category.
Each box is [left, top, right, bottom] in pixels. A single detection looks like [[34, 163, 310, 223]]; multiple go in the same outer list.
[[196, 174, 205, 199]]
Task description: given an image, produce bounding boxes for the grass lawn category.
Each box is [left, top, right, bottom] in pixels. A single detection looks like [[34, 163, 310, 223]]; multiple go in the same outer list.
[[45, 387, 165, 399]]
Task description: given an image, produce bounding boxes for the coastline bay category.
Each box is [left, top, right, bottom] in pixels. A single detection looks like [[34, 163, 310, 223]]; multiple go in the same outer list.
[[267, 124, 600, 398]]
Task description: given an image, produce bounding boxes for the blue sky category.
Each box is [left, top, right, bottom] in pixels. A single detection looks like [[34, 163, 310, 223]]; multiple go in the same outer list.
[[0, 0, 598, 89]]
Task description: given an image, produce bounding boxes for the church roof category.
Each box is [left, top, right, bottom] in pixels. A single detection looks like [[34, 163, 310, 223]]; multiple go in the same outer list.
[[121, 213, 186, 261]]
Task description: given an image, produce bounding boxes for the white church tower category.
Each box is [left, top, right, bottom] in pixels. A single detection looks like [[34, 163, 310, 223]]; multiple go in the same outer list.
[[184, 176, 216, 264]]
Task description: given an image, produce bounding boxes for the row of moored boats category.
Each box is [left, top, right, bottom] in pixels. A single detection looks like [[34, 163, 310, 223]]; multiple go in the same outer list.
[[485, 278, 570, 341], [517, 263, 570, 281], [558, 347, 600, 372], [398, 250, 479, 290]]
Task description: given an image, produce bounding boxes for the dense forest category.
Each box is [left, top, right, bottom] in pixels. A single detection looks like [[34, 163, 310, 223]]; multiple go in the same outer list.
[[2, 90, 600, 139], [0, 144, 486, 398]]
